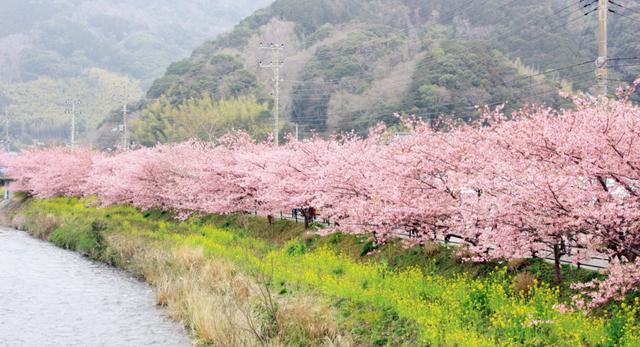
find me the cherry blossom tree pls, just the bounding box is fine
[7,147,95,198]
[4,87,640,307]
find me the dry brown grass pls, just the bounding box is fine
[105,233,352,346]
[422,241,440,257]
[12,212,59,239]
[452,247,475,264]
[277,296,348,346]
[512,272,537,296]
[508,258,527,271]
[9,212,27,230]
[302,232,316,243]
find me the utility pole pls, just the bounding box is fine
[596,0,608,96]
[295,123,299,141]
[112,92,130,150]
[65,99,81,148]
[259,42,284,146]
[122,103,129,150]
[3,106,9,152]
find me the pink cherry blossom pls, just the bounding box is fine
[4,91,640,308]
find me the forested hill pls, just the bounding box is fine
[0,0,272,147]
[131,0,640,145]
[0,0,273,84]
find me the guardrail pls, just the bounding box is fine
[275,210,610,271]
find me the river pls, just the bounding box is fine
[0,228,190,346]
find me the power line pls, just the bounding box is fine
[249,1,630,135]
[287,2,593,92]
[288,64,601,131]
[286,61,583,96]
[304,0,579,65]
[293,70,600,131]
[288,52,591,95]
[607,56,640,61]
[609,7,640,22]
[288,59,598,106]
[262,0,592,113]
[300,70,593,125]
[608,0,640,15]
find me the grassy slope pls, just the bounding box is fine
[5,196,640,346]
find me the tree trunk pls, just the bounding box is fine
[303,213,310,230]
[241,213,249,230]
[299,208,310,230]
[553,243,562,285]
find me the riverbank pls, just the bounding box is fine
[3,196,640,346]
[0,228,190,346]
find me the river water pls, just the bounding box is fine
[0,228,190,346]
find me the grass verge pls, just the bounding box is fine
[4,196,640,346]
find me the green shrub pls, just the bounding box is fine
[359,240,375,256]
[286,240,308,256]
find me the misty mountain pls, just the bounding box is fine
[0,0,272,146]
[0,0,273,84]
[130,0,640,145]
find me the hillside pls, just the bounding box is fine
[130,0,640,145]
[0,69,143,146]
[0,0,272,147]
[0,0,273,84]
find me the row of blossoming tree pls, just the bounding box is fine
[4,91,640,310]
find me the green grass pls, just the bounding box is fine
[8,197,640,346]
